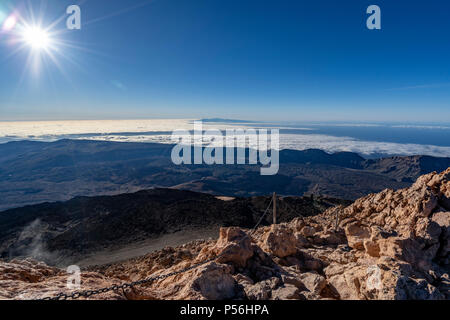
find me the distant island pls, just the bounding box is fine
[199,118,261,123]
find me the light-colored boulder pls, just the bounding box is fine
[345,223,370,250]
[299,272,327,294]
[259,224,298,258]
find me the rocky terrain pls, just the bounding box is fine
[1,168,449,300]
[0,188,348,265]
[1,139,450,210]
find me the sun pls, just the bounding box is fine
[22,26,52,51]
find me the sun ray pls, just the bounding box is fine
[2,0,158,98]
[0,1,86,100]
[81,0,156,27]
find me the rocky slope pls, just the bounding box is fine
[1,168,449,300]
[0,189,347,265]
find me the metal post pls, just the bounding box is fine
[335,207,339,231]
[273,192,277,225]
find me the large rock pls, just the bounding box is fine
[197,227,254,268]
[299,272,327,295]
[259,224,298,258]
[345,223,370,250]
[0,259,122,300]
[271,284,304,300]
[186,262,237,300]
[244,277,281,300]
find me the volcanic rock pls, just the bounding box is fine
[1,168,450,300]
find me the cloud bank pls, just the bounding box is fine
[1,119,450,158]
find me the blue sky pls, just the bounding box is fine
[0,0,449,122]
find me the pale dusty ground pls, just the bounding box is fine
[74,227,220,267]
[215,196,236,201]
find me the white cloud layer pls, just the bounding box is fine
[1,119,450,158]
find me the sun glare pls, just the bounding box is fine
[22,26,51,50]
[3,15,17,31]
[4,3,93,79]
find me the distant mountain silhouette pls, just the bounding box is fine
[200,118,259,123]
[0,139,449,210]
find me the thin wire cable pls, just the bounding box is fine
[40,197,275,300]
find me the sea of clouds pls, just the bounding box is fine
[1,119,450,158]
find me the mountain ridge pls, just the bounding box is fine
[0,188,349,265]
[1,139,450,210]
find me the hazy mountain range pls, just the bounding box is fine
[1,139,450,211]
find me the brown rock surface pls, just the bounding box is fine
[1,168,450,300]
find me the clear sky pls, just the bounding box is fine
[0,0,449,122]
